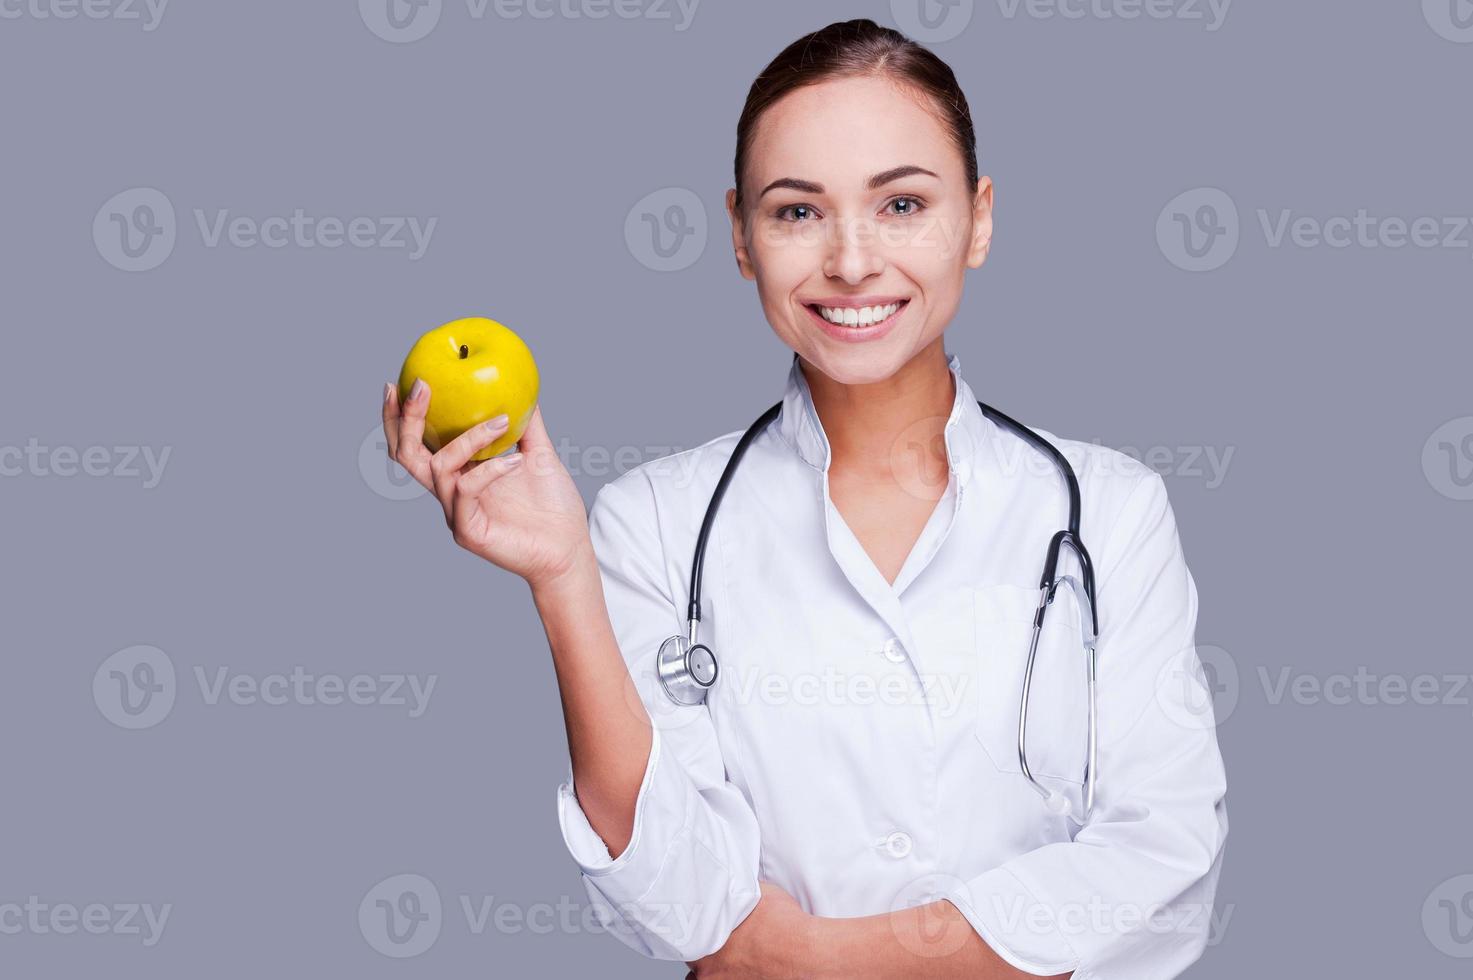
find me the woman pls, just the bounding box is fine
[380,19,1227,979]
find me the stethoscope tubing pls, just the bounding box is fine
[669,396,1101,820]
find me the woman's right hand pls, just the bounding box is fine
[382,378,594,589]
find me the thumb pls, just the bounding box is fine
[517,403,555,453]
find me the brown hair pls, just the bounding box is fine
[732,18,979,212]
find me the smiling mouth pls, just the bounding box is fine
[805,299,909,328]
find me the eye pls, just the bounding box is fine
[775,204,819,222]
[885,196,926,217]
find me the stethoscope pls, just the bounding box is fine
[655,399,1101,821]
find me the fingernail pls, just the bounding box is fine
[503,452,524,466]
[483,413,510,432]
[408,378,426,402]
[383,382,394,405]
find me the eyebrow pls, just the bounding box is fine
[757,165,940,200]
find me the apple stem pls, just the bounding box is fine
[459,344,468,359]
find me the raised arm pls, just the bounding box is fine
[382,381,763,960]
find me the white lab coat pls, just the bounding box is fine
[555,353,1228,978]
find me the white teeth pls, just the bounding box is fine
[816,302,901,326]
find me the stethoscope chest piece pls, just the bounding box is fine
[656,634,719,706]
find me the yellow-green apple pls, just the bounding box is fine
[397,316,539,461]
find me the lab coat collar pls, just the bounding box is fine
[775,350,988,490]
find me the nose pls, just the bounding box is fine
[821,214,886,283]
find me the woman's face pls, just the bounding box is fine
[726,74,993,386]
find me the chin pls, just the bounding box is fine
[800,343,909,387]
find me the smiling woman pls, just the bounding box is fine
[381,16,1226,980]
[727,43,988,388]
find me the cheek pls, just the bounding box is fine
[749,226,818,281]
[749,240,815,312]
[906,210,975,269]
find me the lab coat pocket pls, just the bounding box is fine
[971,583,1090,786]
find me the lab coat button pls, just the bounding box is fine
[881,637,906,663]
[883,831,913,858]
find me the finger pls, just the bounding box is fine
[381,382,401,458]
[455,449,525,504]
[394,377,434,487]
[433,415,511,515]
[516,403,554,454]
[451,452,524,538]
[432,413,510,480]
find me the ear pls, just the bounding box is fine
[726,188,756,280]
[965,176,994,269]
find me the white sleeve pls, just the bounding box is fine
[943,472,1230,978]
[554,469,762,962]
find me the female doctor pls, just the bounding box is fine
[380,18,1227,980]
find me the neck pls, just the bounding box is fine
[801,338,955,479]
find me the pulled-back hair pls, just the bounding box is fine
[732,18,979,211]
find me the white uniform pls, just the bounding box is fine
[555,353,1229,978]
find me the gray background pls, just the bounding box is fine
[3,0,1471,975]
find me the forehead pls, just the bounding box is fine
[748,75,957,188]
